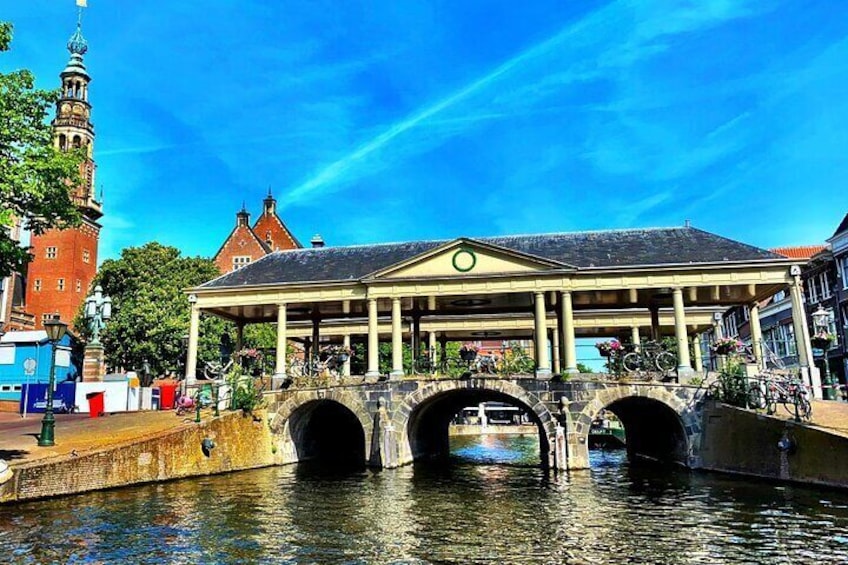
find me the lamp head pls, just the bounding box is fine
[44,316,68,343]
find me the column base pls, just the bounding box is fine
[535,368,552,378]
[365,371,381,379]
[389,370,405,380]
[564,367,579,374]
[676,366,695,377]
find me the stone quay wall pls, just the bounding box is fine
[0,410,274,505]
[696,403,848,489]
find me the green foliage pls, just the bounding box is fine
[0,22,84,278]
[77,242,225,378]
[576,363,594,374]
[500,342,536,375]
[715,355,748,407]
[226,363,264,413]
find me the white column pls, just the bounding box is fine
[551,327,561,374]
[748,302,764,369]
[366,298,380,377]
[391,298,404,377]
[534,291,550,376]
[562,291,577,373]
[185,305,200,386]
[672,288,693,374]
[342,334,351,377]
[428,331,437,374]
[789,276,821,398]
[693,334,703,372]
[630,326,640,351]
[275,304,287,376]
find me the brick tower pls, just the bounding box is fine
[26,22,102,330]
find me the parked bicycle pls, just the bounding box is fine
[748,372,812,421]
[621,341,677,374]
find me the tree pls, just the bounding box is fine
[0,22,83,278]
[76,242,225,382]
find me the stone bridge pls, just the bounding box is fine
[266,377,707,471]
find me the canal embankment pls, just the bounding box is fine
[449,424,537,436]
[697,401,848,489]
[0,410,274,504]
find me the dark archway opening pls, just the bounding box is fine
[288,400,366,470]
[408,390,549,468]
[601,397,688,465]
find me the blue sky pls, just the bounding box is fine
[2,0,847,262]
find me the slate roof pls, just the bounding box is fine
[831,212,848,239]
[200,227,787,289]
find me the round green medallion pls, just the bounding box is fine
[451,248,477,272]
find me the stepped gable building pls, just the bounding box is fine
[25,22,103,331]
[213,191,302,274]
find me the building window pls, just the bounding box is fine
[76,279,82,293]
[83,249,90,264]
[46,247,57,259]
[34,279,42,292]
[807,277,818,304]
[839,256,848,290]
[41,313,58,325]
[232,256,251,272]
[57,278,65,291]
[819,272,831,300]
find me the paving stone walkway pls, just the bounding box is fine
[0,410,200,467]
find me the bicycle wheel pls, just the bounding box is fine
[747,384,765,410]
[622,352,642,372]
[655,351,677,373]
[763,384,778,415]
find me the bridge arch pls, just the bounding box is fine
[270,389,373,467]
[393,379,562,468]
[575,385,702,466]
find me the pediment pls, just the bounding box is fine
[369,238,572,279]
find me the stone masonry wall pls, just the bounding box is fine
[0,410,274,504]
[696,403,848,489]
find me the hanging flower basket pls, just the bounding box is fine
[811,333,836,351]
[711,338,741,356]
[595,340,621,358]
[459,343,478,361]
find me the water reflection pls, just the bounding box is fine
[2,435,848,564]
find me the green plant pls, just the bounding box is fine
[227,363,265,414]
[715,357,747,407]
[500,342,536,375]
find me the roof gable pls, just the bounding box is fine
[212,224,271,272]
[368,238,572,280]
[253,212,302,250]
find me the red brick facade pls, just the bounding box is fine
[27,219,100,330]
[213,194,301,274]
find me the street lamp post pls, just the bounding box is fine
[812,306,835,401]
[38,316,68,447]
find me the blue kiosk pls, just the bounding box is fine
[0,330,79,413]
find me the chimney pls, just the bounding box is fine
[310,234,325,248]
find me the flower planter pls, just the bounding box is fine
[811,338,832,351]
[460,350,477,361]
[336,353,350,364]
[713,345,736,355]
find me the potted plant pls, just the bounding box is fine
[595,340,621,358]
[811,331,836,351]
[711,337,741,356]
[459,343,479,361]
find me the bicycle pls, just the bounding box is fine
[621,341,677,374]
[749,373,812,421]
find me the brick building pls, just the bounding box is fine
[25,22,103,330]
[213,191,301,274]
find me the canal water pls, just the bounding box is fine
[2,434,848,564]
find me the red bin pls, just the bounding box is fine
[158,383,178,410]
[86,391,105,418]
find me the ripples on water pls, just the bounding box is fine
[2,433,848,564]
